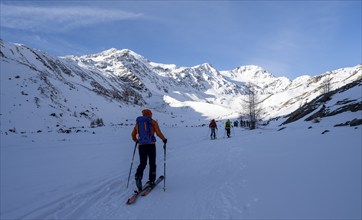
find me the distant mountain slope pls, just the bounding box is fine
[1,39,361,132]
[0,40,144,131]
[68,45,361,121]
[260,65,361,119]
[220,65,291,94]
[281,79,362,126]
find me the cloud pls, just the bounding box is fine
[0,3,143,32]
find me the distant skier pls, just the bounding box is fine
[131,109,167,191]
[225,119,233,138]
[233,120,239,127]
[209,119,218,139]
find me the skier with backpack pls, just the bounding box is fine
[131,109,167,191]
[209,119,218,139]
[224,119,233,138]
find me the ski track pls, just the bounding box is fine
[4,128,245,218]
[19,176,127,219]
[19,128,252,219]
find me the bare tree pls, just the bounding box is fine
[243,83,262,130]
[322,76,332,95]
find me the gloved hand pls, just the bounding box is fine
[163,139,167,144]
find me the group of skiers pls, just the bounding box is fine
[208,119,234,139]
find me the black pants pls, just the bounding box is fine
[210,128,216,139]
[135,144,156,182]
[226,128,231,137]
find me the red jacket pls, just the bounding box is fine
[209,120,217,128]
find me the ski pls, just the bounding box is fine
[126,182,151,205]
[126,176,164,205]
[141,175,164,196]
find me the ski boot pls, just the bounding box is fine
[135,176,142,192]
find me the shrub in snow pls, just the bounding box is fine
[91,118,105,128]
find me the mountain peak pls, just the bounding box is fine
[76,48,147,64]
[98,48,139,57]
[194,63,214,70]
[226,65,277,81]
[103,48,118,53]
[235,65,264,71]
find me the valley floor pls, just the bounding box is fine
[1,122,361,219]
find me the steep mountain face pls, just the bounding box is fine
[67,47,361,119]
[260,65,362,119]
[1,39,361,132]
[0,40,144,131]
[70,50,244,101]
[281,79,362,126]
[0,41,146,105]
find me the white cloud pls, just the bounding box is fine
[0,4,143,32]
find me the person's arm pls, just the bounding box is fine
[131,124,138,142]
[153,120,166,142]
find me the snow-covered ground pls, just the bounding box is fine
[1,114,361,219]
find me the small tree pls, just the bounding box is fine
[91,118,105,128]
[97,118,104,126]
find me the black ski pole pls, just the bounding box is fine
[163,142,166,192]
[126,141,138,188]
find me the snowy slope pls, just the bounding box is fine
[1,117,360,219]
[0,40,145,132]
[282,78,362,126]
[262,65,362,119]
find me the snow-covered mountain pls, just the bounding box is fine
[220,65,291,94]
[282,79,362,126]
[1,39,361,132]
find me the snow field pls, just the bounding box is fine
[1,121,361,219]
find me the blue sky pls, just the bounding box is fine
[1,0,361,79]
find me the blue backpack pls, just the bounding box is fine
[136,116,156,144]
